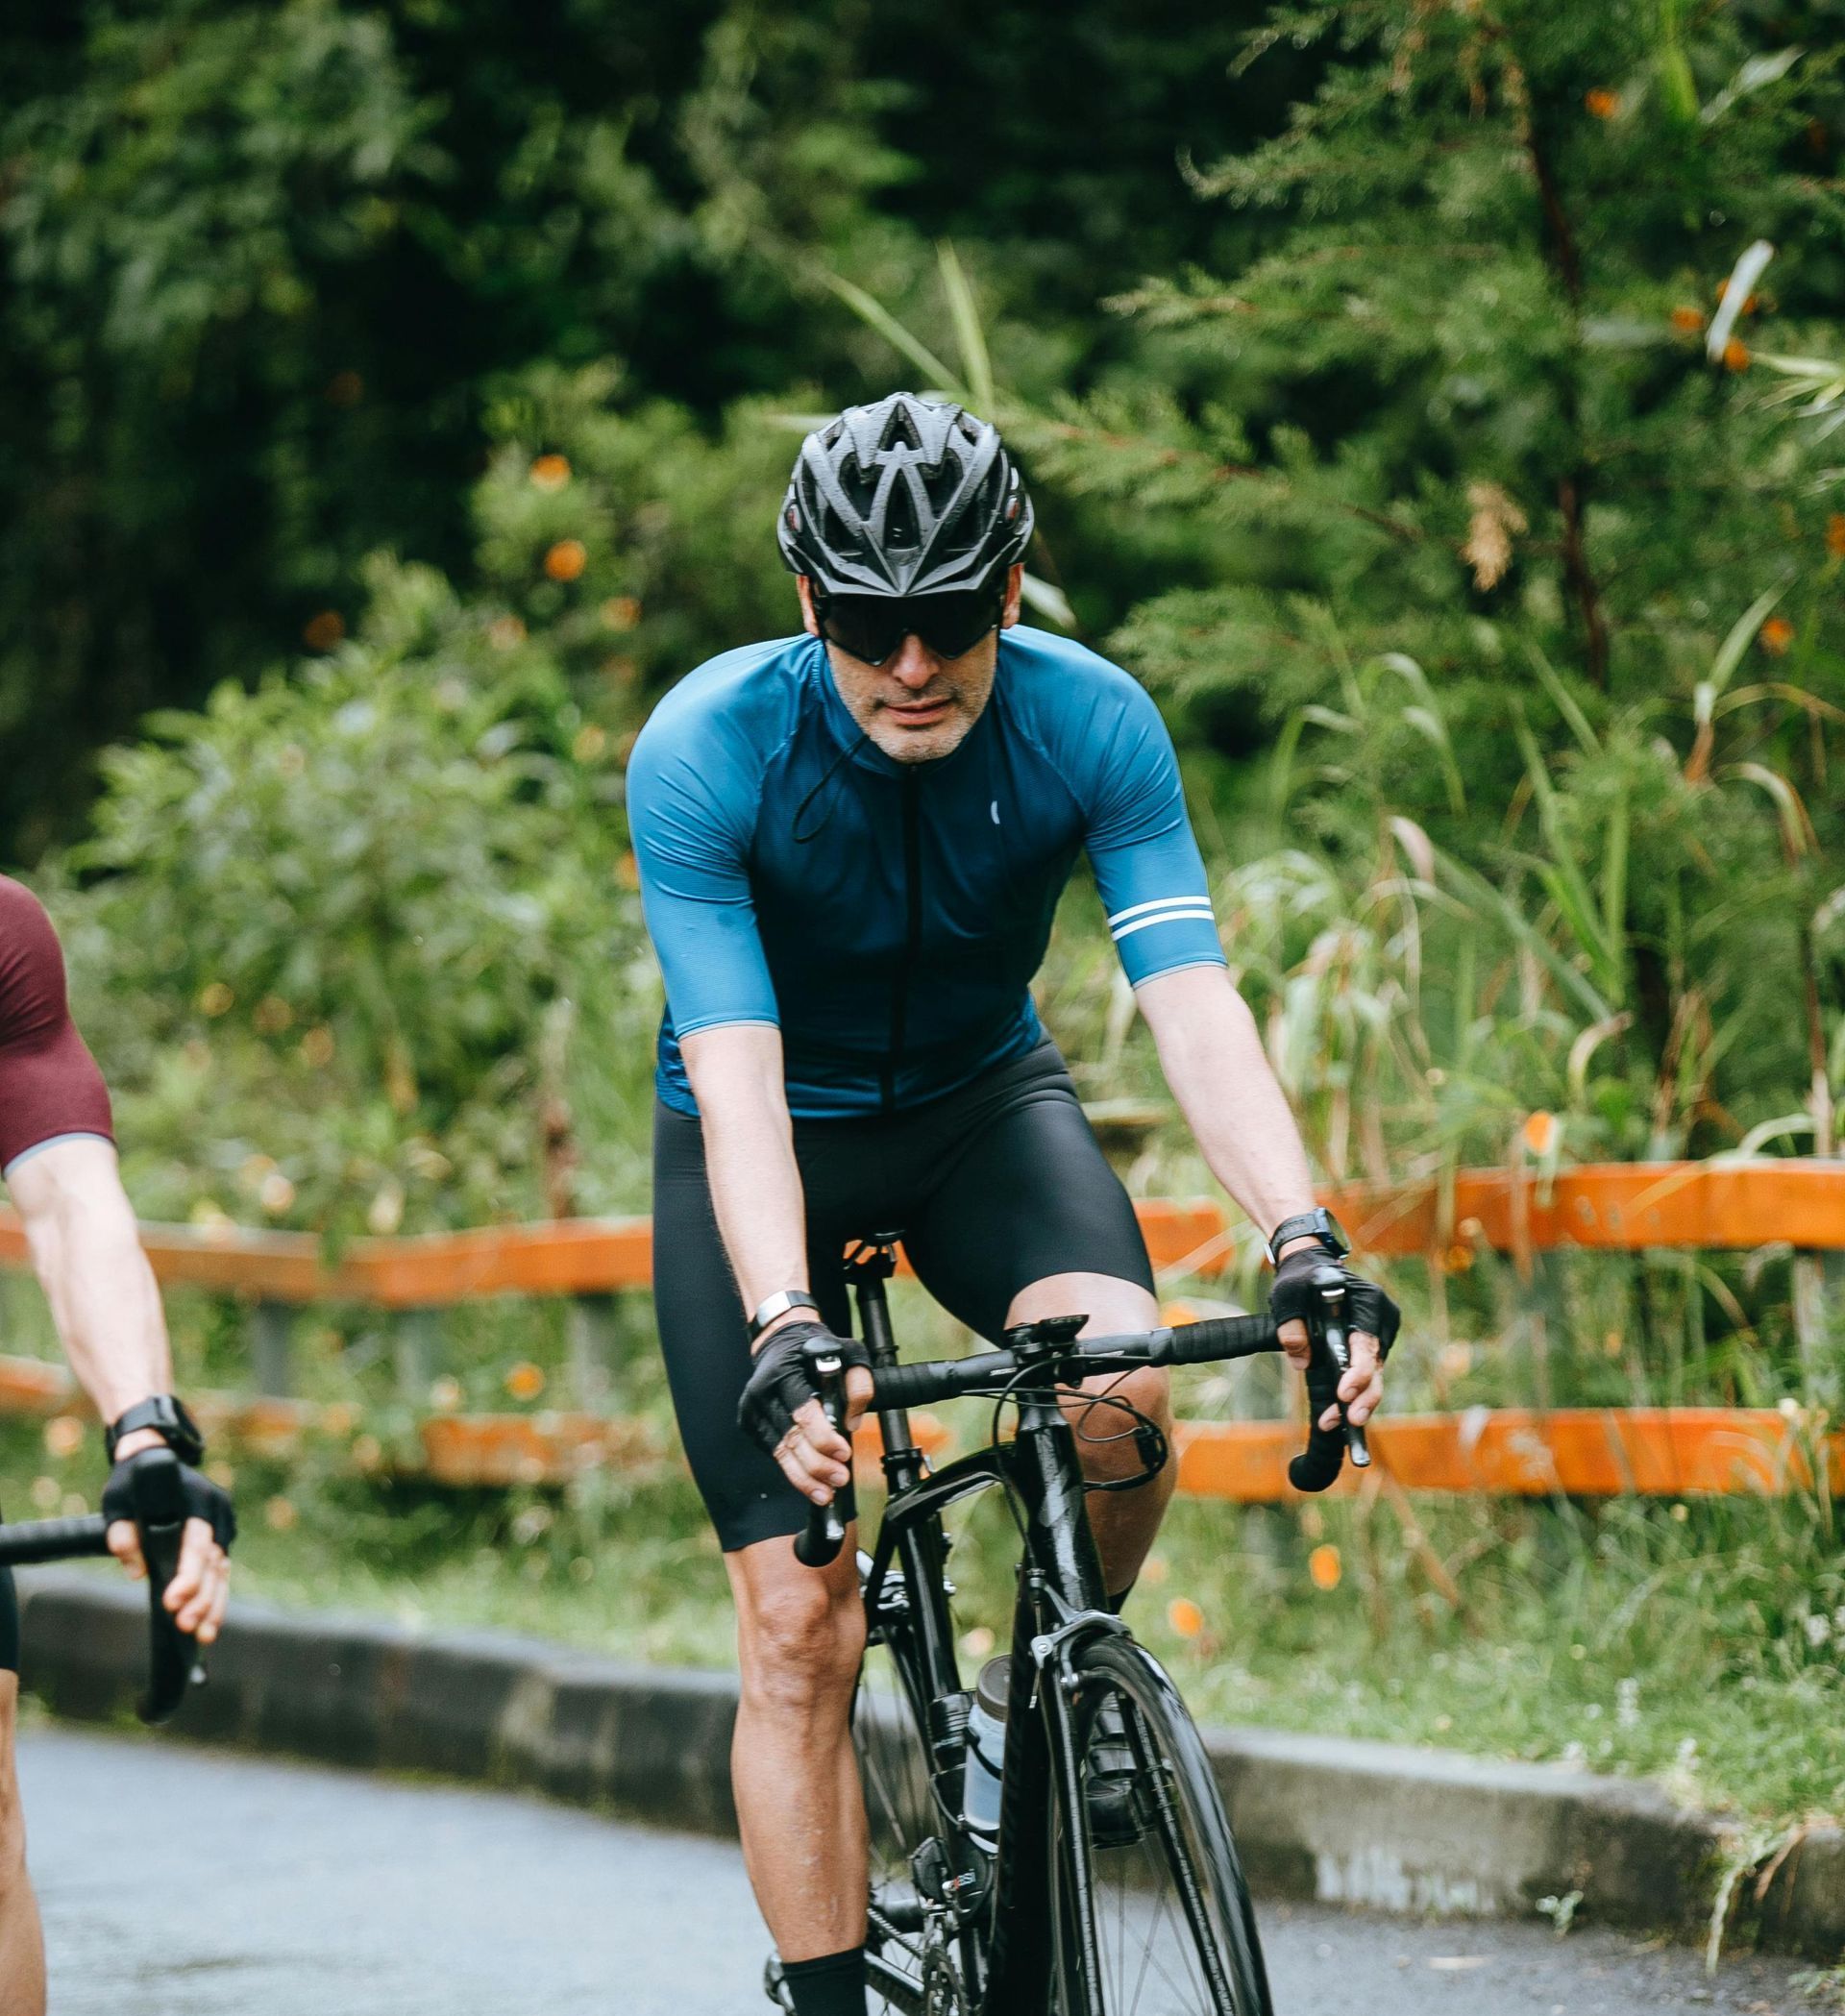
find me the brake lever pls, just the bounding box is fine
[794,1344,857,1569]
[126,1448,208,1724]
[1316,1266,1370,1472]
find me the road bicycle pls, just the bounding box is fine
[769,1237,1366,2016]
[0,1446,209,1725]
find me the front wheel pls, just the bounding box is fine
[1047,1634,1273,2016]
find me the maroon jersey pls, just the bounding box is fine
[0,876,113,1174]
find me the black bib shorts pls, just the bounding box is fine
[652,1039,1156,1554]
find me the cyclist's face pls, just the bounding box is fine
[799,565,1023,765]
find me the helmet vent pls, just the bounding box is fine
[884,479,920,551]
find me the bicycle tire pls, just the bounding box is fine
[851,1582,983,2014]
[1047,1635,1273,2016]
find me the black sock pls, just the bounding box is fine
[781,1945,866,2016]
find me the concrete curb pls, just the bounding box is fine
[18,1572,1842,1958]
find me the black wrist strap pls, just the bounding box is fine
[1265,1208,1350,1266]
[105,1395,206,1467]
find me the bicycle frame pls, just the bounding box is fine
[845,1241,1133,2015]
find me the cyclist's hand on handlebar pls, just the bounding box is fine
[739,1318,873,1507]
[1269,1249,1400,1429]
[101,1439,236,1645]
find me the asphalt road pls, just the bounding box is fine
[20,1727,1815,2016]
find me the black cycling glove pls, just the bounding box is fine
[101,1449,238,1551]
[1267,1247,1401,1361]
[739,1319,871,1459]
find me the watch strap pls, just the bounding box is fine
[105,1395,206,1467]
[1265,1209,1350,1266]
[747,1290,821,1344]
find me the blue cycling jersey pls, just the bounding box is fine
[627,625,1225,1119]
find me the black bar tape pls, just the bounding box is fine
[1161,1315,1280,1365]
[1287,1338,1349,1493]
[0,1514,111,1565]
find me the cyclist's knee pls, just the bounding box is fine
[734,1551,864,1714]
[1071,1364,1172,1479]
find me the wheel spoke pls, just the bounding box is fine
[1053,1648,1271,2016]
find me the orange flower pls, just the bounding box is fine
[1167,1597,1205,1638]
[1308,1543,1342,1591]
[303,610,345,652]
[544,538,587,582]
[601,595,641,630]
[43,1416,85,1462]
[1442,1242,1474,1275]
[1826,514,1845,559]
[1584,88,1619,119]
[504,1361,547,1401]
[1759,616,1795,655]
[529,454,571,491]
[1521,1110,1558,1157]
[1721,337,1751,373]
[1668,307,1703,334]
[1714,281,1760,311]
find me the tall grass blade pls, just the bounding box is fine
[936,242,996,413]
[820,273,960,393]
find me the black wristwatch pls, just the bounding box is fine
[105,1395,206,1468]
[1264,1208,1349,1266]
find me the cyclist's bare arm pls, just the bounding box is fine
[1134,964,1385,1425]
[7,1139,229,1637]
[679,1023,871,1498]
[9,1139,170,1423]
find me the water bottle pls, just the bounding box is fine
[961,1656,1010,1841]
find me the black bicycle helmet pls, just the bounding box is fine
[778,392,1034,597]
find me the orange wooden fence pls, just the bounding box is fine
[1,1163,1839,1498]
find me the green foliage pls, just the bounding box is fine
[58,558,653,1232]
[0,0,1272,856]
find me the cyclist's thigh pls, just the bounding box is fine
[900,1047,1154,1342]
[651,1102,859,1553]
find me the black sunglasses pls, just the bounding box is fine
[814,587,1005,667]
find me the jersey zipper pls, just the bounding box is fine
[881,771,923,1112]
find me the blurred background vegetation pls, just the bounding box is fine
[5,0,1845,1828]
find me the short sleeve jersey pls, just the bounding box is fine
[627,626,1224,1119]
[0,877,113,1175]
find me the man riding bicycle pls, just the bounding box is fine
[627,393,1399,2016]
[0,875,234,2012]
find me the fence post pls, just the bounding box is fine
[251,1299,293,1397]
[1793,1251,1842,1408]
[567,1292,623,1409]
[394,1308,445,1400]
